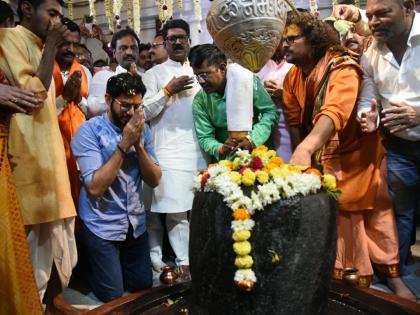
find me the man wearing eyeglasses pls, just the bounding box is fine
[87,29,142,117]
[190,44,278,161]
[282,11,414,300]
[71,72,161,302]
[141,19,208,281]
[149,32,168,66]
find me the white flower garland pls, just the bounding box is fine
[104,0,114,32]
[194,146,337,292]
[193,0,202,33]
[309,0,318,15]
[126,0,134,29]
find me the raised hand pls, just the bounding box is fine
[289,145,311,167]
[0,83,43,114]
[62,71,82,103]
[165,75,194,95]
[128,62,138,76]
[332,4,360,22]
[382,100,420,134]
[120,108,144,151]
[45,21,70,50]
[360,99,379,133]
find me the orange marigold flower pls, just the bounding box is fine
[269,156,284,166]
[232,208,251,220]
[266,162,278,172]
[305,168,322,176]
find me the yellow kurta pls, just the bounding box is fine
[0,26,76,225]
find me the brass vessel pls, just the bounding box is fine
[343,267,359,286]
[160,266,179,285]
[206,0,289,72]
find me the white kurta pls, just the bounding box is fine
[142,58,208,213]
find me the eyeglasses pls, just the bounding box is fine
[165,35,189,44]
[282,34,304,45]
[151,43,164,49]
[113,98,143,111]
[194,69,218,81]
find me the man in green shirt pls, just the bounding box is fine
[190,44,278,161]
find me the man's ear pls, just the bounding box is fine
[219,63,227,74]
[403,0,415,13]
[105,93,112,106]
[20,0,34,21]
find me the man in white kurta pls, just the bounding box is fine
[142,19,207,277]
[87,29,142,117]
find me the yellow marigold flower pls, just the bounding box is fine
[270,165,292,179]
[232,230,251,241]
[235,255,254,269]
[267,150,277,158]
[242,169,256,186]
[269,156,284,166]
[288,164,306,173]
[233,208,251,220]
[230,171,242,185]
[323,174,337,190]
[255,170,269,184]
[233,241,252,256]
[232,157,241,170]
[253,145,268,152]
[219,160,233,170]
[266,162,278,172]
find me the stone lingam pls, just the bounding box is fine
[189,192,337,315]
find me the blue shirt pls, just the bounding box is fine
[71,113,158,241]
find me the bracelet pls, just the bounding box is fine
[162,87,172,97]
[117,144,127,157]
[245,135,255,148]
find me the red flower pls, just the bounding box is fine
[201,172,209,189]
[250,156,263,170]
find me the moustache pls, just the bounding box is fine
[63,52,75,58]
[124,56,136,61]
[173,45,184,51]
[371,27,387,34]
[345,39,359,46]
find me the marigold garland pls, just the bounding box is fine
[67,0,73,20]
[354,0,360,7]
[193,0,202,32]
[104,0,114,32]
[126,0,133,29]
[88,0,97,23]
[133,0,141,35]
[177,0,183,17]
[193,146,339,292]
[309,0,318,15]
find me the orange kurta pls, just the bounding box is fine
[283,48,399,281]
[283,49,385,211]
[0,73,43,314]
[54,60,88,209]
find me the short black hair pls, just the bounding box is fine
[337,0,355,4]
[61,17,80,33]
[138,43,151,53]
[189,44,227,69]
[0,0,14,25]
[154,31,164,39]
[17,0,64,20]
[162,19,190,38]
[106,73,146,98]
[75,43,92,56]
[93,59,108,67]
[111,29,141,50]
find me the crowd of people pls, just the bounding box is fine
[0,0,419,313]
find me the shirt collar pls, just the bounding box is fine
[16,25,43,49]
[166,58,190,67]
[103,112,122,133]
[408,12,420,46]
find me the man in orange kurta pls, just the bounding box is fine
[282,12,414,300]
[53,18,91,209]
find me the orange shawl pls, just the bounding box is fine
[53,60,88,209]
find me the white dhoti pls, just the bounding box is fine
[26,217,77,300]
